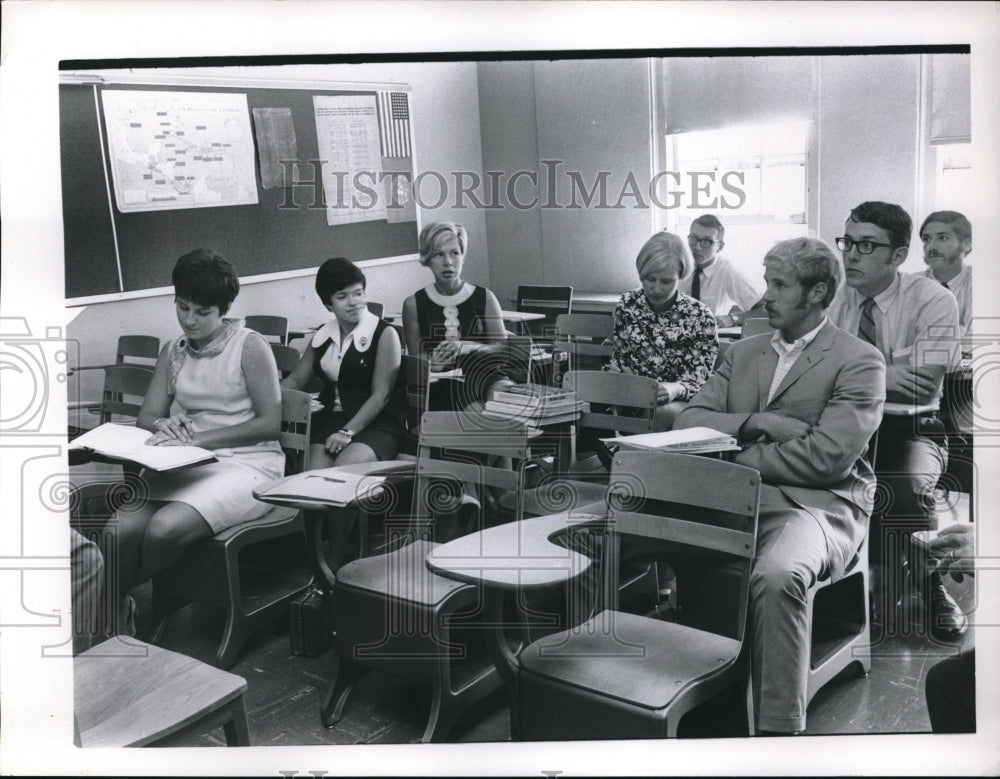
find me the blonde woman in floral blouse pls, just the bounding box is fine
[609,231,719,430]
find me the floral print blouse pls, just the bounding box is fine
[608,288,718,398]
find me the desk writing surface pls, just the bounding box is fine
[425,510,605,590]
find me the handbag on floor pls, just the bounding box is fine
[289,585,335,656]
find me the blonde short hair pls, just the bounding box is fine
[418,221,468,266]
[635,231,692,280]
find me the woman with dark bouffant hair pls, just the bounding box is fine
[112,249,284,634]
[282,256,406,469]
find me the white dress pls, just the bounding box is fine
[145,326,284,532]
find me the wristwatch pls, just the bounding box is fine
[340,428,355,438]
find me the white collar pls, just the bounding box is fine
[770,316,827,353]
[424,282,474,307]
[312,308,380,354]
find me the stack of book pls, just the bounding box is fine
[483,384,585,425]
[601,426,739,455]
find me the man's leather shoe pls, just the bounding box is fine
[926,572,968,641]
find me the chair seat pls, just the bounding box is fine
[336,539,473,607]
[75,639,249,747]
[211,504,299,543]
[519,609,741,710]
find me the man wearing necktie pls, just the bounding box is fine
[679,214,762,324]
[827,201,964,643]
[676,237,885,734]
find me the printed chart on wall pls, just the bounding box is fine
[313,94,387,225]
[101,90,258,212]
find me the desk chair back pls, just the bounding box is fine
[98,364,155,425]
[366,301,384,318]
[244,315,289,344]
[149,388,314,669]
[515,451,761,740]
[270,343,302,379]
[117,334,161,366]
[553,313,614,380]
[563,369,659,440]
[740,315,774,339]
[516,285,573,340]
[410,411,530,539]
[326,410,532,742]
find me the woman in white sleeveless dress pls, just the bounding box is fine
[112,249,284,632]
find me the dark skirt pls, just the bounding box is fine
[311,408,403,461]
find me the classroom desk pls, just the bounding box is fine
[381,310,546,327]
[254,460,417,585]
[425,510,606,689]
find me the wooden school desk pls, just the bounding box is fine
[424,509,606,736]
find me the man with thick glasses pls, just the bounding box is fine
[827,201,964,642]
[678,214,761,323]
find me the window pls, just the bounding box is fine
[933,142,973,214]
[663,119,811,284]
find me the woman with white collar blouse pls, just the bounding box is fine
[401,220,514,410]
[282,257,407,468]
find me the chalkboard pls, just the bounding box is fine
[60,81,417,303]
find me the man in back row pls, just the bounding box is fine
[920,210,972,337]
[827,201,965,641]
[680,214,762,324]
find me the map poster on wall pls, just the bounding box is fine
[101,90,259,212]
[313,94,388,226]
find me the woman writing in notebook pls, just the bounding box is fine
[112,249,284,633]
[609,231,719,431]
[282,256,406,469]
[401,220,516,410]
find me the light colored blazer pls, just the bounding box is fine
[675,319,886,578]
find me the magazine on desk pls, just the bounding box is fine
[602,426,740,454]
[258,459,415,507]
[69,422,217,471]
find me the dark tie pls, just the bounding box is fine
[691,268,703,301]
[857,297,877,347]
[942,281,950,290]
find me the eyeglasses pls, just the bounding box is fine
[835,237,895,255]
[687,236,717,250]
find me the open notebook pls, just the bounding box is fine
[257,459,416,507]
[69,423,217,471]
[602,426,739,455]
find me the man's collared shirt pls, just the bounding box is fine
[678,256,762,316]
[766,316,827,405]
[827,271,960,402]
[922,263,971,338]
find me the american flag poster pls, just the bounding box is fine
[378,91,415,224]
[378,91,412,158]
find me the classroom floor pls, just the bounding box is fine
[117,492,975,747]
